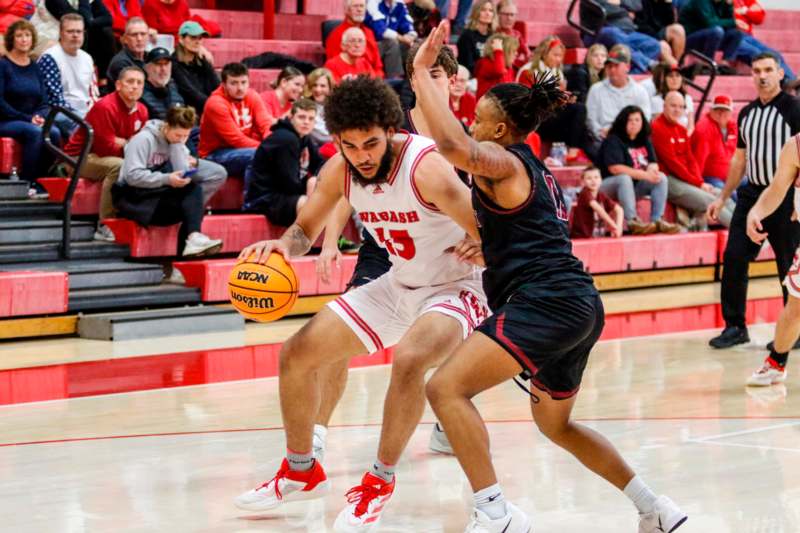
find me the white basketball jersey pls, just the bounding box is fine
[345,134,480,287]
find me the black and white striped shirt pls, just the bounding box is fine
[737,91,800,187]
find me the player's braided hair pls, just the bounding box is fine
[324,76,404,135]
[486,72,569,135]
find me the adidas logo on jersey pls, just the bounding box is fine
[373,185,385,194]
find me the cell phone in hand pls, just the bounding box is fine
[183,168,199,178]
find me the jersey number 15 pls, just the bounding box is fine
[375,228,417,260]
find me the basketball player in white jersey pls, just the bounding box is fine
[312,43,465,459]
[234,75,488,532]
[746,133,800,386]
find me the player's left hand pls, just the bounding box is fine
[412,21,447,73]
[746,211,768,244]
[449,236,485,266]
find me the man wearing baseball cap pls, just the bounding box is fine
[586,44,652,142]
[141,47,184,120]
[691,94,738,195]
[172,20,220,115]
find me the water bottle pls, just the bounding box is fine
[8,166,19,181]
[549,142,567,167]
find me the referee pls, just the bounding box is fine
[707,52,800,349]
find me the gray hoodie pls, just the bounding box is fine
[119,119,190,188]
[586,77,652,139]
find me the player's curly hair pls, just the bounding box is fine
[324,76,404,135]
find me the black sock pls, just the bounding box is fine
[769,349,789,368]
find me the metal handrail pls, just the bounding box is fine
[567,0,606,38]
[42,106,94,260]
[679,49,717,120]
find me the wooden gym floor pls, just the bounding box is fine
[0,320,798,532]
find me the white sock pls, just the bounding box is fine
[624,476,657,514]
[474,483,507,520]
[313,425,327,455]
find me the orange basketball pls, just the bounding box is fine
[228,253,299,322]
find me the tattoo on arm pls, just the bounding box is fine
[283,223,312,256]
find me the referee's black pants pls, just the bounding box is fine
[721,184,800,328]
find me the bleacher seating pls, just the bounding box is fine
[0,138,22,175]
[38,178,102,216]
[0,271,68,317]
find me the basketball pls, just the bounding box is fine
[228,253,299,322]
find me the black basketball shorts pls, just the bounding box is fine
[346,230,392,290]
[476,289,604,400]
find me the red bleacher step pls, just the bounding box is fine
[0,271,68,317]
[173,254,358,301]
[37,177,102,215]
[104,215,283,257]
[207,176,244,211]
[0,137,22,174]
[192,10,326,41]
[203,39,325,67]
[572,232,718,274]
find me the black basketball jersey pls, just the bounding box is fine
[473,143,596,311]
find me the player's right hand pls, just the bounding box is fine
[316,246,342,284]
[706,198,724,222]
[746,211,768,244]
[237,239,290,264]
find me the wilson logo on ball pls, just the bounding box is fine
[230,292,275,309]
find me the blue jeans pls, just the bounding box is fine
[0,120,61,182]
[735,34,796,81]
[206,147,256,178]
[435,0,472,30]
[686,26,743,62]
[592,26,661,74]
[599,173,668,221]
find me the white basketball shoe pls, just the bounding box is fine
[333,471,395,532]
[638,495,688,533]
[464,501,533,533]
[428,422,454,455]
[234,458,330,512]
[747,358,787,387]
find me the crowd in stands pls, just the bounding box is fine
[0,0,798,251]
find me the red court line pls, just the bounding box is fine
[2,416,798,448]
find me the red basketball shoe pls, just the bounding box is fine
[234,458,330,511]
[333,472,395,532]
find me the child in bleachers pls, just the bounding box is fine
[570,166,624,239]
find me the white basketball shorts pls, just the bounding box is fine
[327,272,489,353]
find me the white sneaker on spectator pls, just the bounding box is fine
[746,358,787,387]
[182,232,222,257]
[167,268,185,285]
[94,223,116,242]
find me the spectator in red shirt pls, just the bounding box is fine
[102,0,143,39]
[495,0,529,72]
[261,66,305,121]
[652,90,735,228]
[473,32,516,100]
[324,27,380,83]
[691,94,738,194]
[198,62,273,177]
[325,0,385,78]
[142,0,190,36]
[571,166,624,239]
[64,66,148,238]
[448,64,475,127]
[733,0,795,81]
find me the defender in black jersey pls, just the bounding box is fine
[412,23,687,533]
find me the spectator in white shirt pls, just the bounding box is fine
[38,13,98,136]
